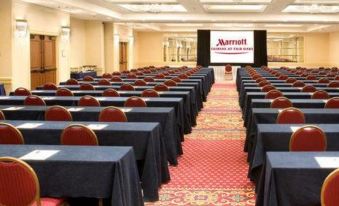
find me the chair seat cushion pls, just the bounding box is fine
[32,197,65,206]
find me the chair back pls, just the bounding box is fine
[154,84,169,91]
[258,81,271,87]
[42,83,58,90]
[56,88,73,96]
[111,76,123,82]
[45,106,72,121]
[325,97,339,108]
[134,79,147,86]
[256,77,266,83]
[24,95,46,106]
[79,83,95,91]
[271,97,293,108]
[66,78,79,85]
[155,74,165,79]
[178,74,188,79]
[14,87,31,96]
[98,79,111,86]
[102,88,120,97]
[292,81,306,87]
[61,124,98,145]
[127,73,137,79]
[0,157,40,206]
[321,168,339,206]
[301,85,317,92]
[164,80,177,87]
[0,111,4,120]
[286,78,297,83]
[112,72,121,76]
[319,78,330,83]
[78,95,100,107]
[225,65,232,73]
[276,107,305,124]
[171,77,181,83]
[99,107,127,122]
[265,90,283,99]
[290,125,327,151]
[124,96,147,107]
[102,73,113,79]
[141,89,159,97]
[312,90,329,99]
[120,83,135,91]
[0,123,24,144]
[83,76,94,81]
[261,85,276,92]
[143,77,155,82]
[306,75,317,80]
[328,81,339,88]
[278,75,288,80]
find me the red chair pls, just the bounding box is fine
[286,78,297,83]
[0,157,65,206]
[164,80,177,87]
[112,71,121,76]
[127,73,137,79]
[102,88,120,97]
[292,81,306,87]
[141,89,159,97]
[14,87,31,96]
[56,88,73,96]
[261,85,276,92]
[154,84,169,91]
[143,77,155,82]
[265,90,283,99]
[83,76,94,81]
[102,73,113,79]
[301,85,317,92]
[256,77,266,83]
[45,106,72,121]
[155,74,165,79]
[312,90,330,99]
[178,74,188,79]
[258,81,271,87]
[0,110,4,120]
[65,78,79,85]
[111,76,123,82]
[290,125,327,151]
[252,74,262,80]
[120,84,135,91]
[325,97,339,108]
[124,96,147,107]
[98,79,111,86]
[225,64,232,74]
[321,168,339,206]
[319,78,330,83]
[335,76,339,81]
[61,124,98,146]
[278,75,288,80]
[271,97,293,108]
[134,79,147,86]
[171,77,181,83]
[306,75,317,80]
[43,83,58,90]
[98,106,127,122]
[276,107,305,124]
[78,95,100,107]
[0,123,24,144]
[328,81,339,88]
[24,95,46,106]
[79,83,95,91]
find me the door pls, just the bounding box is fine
[119,42,128,71]
[30,35,56,89]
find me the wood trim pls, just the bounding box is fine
[0,77,12,85]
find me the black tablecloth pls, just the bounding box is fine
[256,152,339,206]
[0,105,181,165]
[249,124,339,182]
[0,145,143,206]
[0,120,168,201]
[71,71,97,79]
[0,83,5,96]
[0,95,188,135]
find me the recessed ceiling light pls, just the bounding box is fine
[119,4,187,13]
[283,4,339,13]
[204,4,267,12]
[200,0,271,3]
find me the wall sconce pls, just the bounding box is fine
[15,19,28,38]
[61,26,71,41]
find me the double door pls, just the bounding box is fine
[30,34,56,89]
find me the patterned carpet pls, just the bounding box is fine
[146,80,255,205]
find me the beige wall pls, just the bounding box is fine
[70,18,86,68]
[329,31,339,67]
[104,22,114,72]
[85,21,104,72]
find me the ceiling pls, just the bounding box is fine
[20,0,339,32]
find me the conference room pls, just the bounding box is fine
[1,0,339,205]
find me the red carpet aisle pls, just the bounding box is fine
[147,80,255,205]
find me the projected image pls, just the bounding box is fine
[210,31,254,64]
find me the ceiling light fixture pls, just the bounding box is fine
[119,3,187,13]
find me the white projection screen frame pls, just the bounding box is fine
[210,30,255,64]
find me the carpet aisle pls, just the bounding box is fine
[147,80,255,205]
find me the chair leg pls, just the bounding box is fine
[99,199,103,206]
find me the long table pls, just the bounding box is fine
[249,124,339,183]
[0,96,188,135]
[0,120,168,201]
[0,105,181,166]
[257,152,339,206]
[0,145,143,206]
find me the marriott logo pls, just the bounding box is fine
[216,38,247,46]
